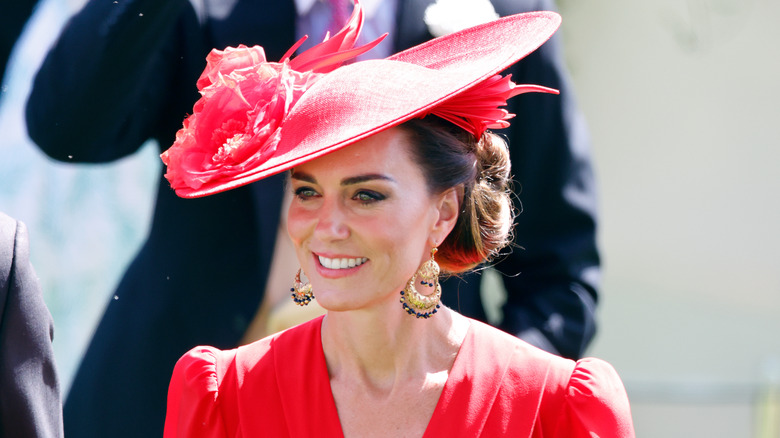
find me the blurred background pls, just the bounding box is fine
[1,0,778,436]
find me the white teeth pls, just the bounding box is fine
[318,255,368,270]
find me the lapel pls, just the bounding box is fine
[395,0,524,52]
[274,317,345,437]
[0,214,16,322]
[421,320,511,437]
[423,320,550,437]
[394,0,437,51]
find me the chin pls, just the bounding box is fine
[309,287,360,312]
[311,283,396,314]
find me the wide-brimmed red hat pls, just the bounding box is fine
[161,1,561,198]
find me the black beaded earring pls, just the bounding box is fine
[291,269,314,306]
[400,248,442,318]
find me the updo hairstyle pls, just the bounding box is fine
[401,117,514,274]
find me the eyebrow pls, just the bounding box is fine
[290,171,395,186]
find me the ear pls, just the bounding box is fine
[428,186,461,247]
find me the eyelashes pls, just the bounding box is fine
[353,190,386,204]
[293,187,387,205]
[294,186,318,200]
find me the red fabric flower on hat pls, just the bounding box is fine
[162,0,384,192]
[196,45,268,90]
[162,60,322,190]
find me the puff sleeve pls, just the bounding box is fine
[164,347,229,438]
[556,358,635,437]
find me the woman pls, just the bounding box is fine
[162,3,634,437]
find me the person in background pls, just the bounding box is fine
[0,212,63,438]
[25,0,599,436]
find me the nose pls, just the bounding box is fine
[313,197,350,241]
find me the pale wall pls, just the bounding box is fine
[560,1,780,436]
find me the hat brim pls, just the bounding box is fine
[179,11,561,197]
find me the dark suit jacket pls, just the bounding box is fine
[0,212,63,438]
[26,0,598,436]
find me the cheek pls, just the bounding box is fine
[365,209,431,264]
[286,205,314,246]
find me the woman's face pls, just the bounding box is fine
[287,127,457,313]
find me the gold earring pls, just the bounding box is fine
[291,269,314,306]
[400,248,442,318]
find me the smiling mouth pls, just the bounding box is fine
[318,255,369,270]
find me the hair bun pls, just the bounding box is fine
[474,133,511,190]
[469,133,513,261]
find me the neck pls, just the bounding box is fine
[321,301,467,394]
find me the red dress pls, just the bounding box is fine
[164,316,634,437]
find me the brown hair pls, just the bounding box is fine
[401,117,513,274]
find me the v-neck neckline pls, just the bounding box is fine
[274,316,517,437]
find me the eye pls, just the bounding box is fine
[353,190,386,204]
[294,186,319,201]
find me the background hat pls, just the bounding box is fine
[162,5,561,198]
